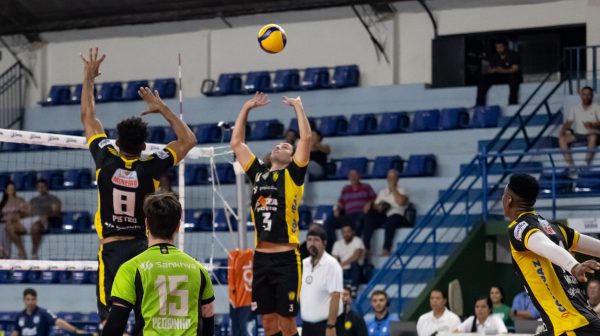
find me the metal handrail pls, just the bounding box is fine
[0,62,28,129]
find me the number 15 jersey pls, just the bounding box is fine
[88,134,176,239]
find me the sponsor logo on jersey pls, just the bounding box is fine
[345,321,352,330]
[288,291,296,301]
[514,221,528,241]
[272,172,279,182]
[111,169,139,188]
[99,139,111,148]
[540,219,556,235]
[155,150,169,159]
[140,261,154,271]
[255,196,278,212]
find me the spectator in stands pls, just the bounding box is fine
[0,183,10,259]
[324,169,376,252]
[511,290,541,320]
[490,285,513,328]
[308,129,331,180]
[12,288,85,336]
[332,223,365,289]
[454,295,508,333]
[284,129,299,145]
[1,181,30,259]
[476,40,521,106]
[342,286,368,336]
[19,179,62,259]
[559,86,600,171]
[416,289,460,336]
[362,169,410,256]
[365,290,399,336]
[587,280,600,315]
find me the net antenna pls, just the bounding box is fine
[177,53,186,251]
[351,3,394,64]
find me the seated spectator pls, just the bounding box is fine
[559,86,600,171]
[308,129,330,180]
[324,169,376,252]
[332,223,365,289]
[511,290,540,320]
[587,280,600,316]
[476,40,521,106]
[455,296,508,333]
[1,181,30,259]
[416,289,460,336]
[362,169,410,256]
[490,285,513,328]
[342,286,369,336]
[18,179,62,259]
[366,290,399,336]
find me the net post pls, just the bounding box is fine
[233,161,247,250]
[177,52,185,252]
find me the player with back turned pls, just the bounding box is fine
[79,47,197,326]
[230,92,312,336]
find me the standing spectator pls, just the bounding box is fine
[2,181,30,259]
[511,290,540,320]
[308,129,331,180]
[559,86,600,171]
[324,169,376,251]
[300,226,344,336]
[332,223,365,289]
[362,169,410,256]
[19,179,61,260]
[12,288,84,336]
[476,40,521,106]
[342,286,368,336]
[587,280,600,316]
[416,289,461,336]
[0,183,12,259]
[366,290,399,336]
[490,285,512,328]
[455,296,507,333]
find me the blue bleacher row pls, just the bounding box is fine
[203,65,360,96]
[41,78,177,106]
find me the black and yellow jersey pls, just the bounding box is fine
[508,211,598,336]
[88,134,176,239]
[244,155,307,245]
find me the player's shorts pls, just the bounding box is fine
[96,237,147,321]
[21,216,42,233]
[252,249,301,317]
[567,319,600,336]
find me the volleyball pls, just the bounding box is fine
[257,24,287,54]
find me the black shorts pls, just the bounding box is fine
[252,249,301,317]
[96,238,147,321]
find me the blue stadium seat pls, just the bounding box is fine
[74,212,93,233]
[58,270,91,284]
[243,71,271,94]
[298,205,312,230]
[376,112,410,134]
[64,169,92,189]
[301,67,330,90]
[216,163,235,184]
[344,113,378,136]
[196,209,213,232]
[40,170,64,190]
[471,105,501,128]
[7,270,29,283]
[148,126,166,143]
[314,205,334,224]
[41,85,71,106]
[248,119,284,140]
[122,80,149,101]
[153,78,177,98]
[538,172,573,194]
[163,127,177,143]
[205,73,243,96]
[208,259,229,285]
[318,115,348,137]
[11,171,37,191]
[335,157,369,179]
[96,82,123,102]
[270,69,300,92]
[368,156,404,178]
[193,124,221,144]
[60,212,77,233]
[288,118,317,134]
[70,84,83,104]
[214,209,237,231]
[411,109,440,132]
[1,142,28,152]
[183,209,204,231]
[28,270,59,284]
[331,64,359,88]
[440,107,469,130]
[575,170,600,192]
[185,164,209,185]
[401,155,437,177]
[0,173,11,190]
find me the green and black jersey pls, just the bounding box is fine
[111,244,215,336]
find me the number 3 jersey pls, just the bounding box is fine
[244,155,307,245]
[88,134,176,239]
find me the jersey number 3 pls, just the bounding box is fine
[154,275,189,317]
[113,189,135,217]
[261,212,272,231]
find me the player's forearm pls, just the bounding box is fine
[80,75,97,123]
[574,234,600,257]
[295,103,312,142]
[231,107,250,147]
[56,319,79,333]
[528,232,579,272]
[103,305,130,335]
[160,105,197,148]
[328,292,341,325]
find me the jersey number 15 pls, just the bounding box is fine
[154,275,189,317]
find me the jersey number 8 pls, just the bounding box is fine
[154,275,189,317]
[113,189,136,217]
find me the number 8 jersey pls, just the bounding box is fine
[244,155,307,245]
[88,134,176,239]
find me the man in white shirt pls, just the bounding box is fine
[416,290,460,336]
[559,86,600,170]
[332,223,364,289]
[362,169,410,256]
[301,226,344,336]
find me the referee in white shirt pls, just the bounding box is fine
[416,289,461,336]
[301,226,344,336]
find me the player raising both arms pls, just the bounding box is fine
[79,47,197,326]
[503,174,600,335]
[230,92,311,336]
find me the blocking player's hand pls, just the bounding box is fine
[139,87,167,116]
[571,259,600,282]
[80,47,106,79]
[282,95,303,109]
[243,92,270,110]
